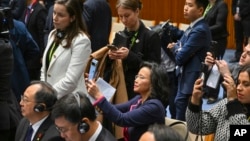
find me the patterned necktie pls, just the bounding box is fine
[25,125,33,141]
[184,26,192,36]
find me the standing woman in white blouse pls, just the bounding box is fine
[41,0,91,99]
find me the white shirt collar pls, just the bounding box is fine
[190,17,204,28]
[31,115,49,140]
[88,121,102,141]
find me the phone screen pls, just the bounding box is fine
[88,59,99,80]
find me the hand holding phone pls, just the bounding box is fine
[107,44,119,51]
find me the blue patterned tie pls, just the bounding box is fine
[25,125,33,141]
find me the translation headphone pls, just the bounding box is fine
[56,29,66,40]
[74,93,90,134]
[34,103,53,112]
[34,103,46,112]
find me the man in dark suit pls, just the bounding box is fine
[15,81,63,141]
[10,19,40,102]
[83,0,112,52]
[51,93,116,141]
[20,0,47,80]
[167,0,211,121]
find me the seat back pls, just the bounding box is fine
[141,19,156,28]
[178,23,190,31]
[165,117,191,141]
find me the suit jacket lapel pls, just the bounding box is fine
[32,115,53,141]
[20,120,31,141]
[26,2,38,26]
[47,39,67,69]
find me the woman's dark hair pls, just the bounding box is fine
[31,81,57,111]
[237,65,250,85]
[51,93,96,124]
[116,0,142,11]
[147,123,184,141]
[54,0,88,48]
[139,61,169,108]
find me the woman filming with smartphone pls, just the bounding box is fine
[107,0,161,100]
[186,64,250,140]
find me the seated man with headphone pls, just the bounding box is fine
[15,81,64,141]
[51,93,116,141]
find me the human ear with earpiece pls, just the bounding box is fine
[34,103,47,112]
[73,93,90,134]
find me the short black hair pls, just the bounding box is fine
[31,81,57,111]
[195,0,209,10]
[147,123,185,141]
[51,93,96,124]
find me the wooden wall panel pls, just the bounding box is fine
[109,0,235,49]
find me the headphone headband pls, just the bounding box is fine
[74,93,81,108]
[73,93,90,134]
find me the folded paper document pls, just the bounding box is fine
[88,77,116,103]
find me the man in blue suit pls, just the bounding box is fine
[168,0,211,121]
[10,19,40,102]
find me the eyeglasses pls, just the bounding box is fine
[135,75,146,80]
[56,124,76,133]
[20,95,36,103]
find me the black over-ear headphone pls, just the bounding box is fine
[34,103,46,112]
[56,29,66,40]
[74,93,90,134]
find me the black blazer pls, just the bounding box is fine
[15,115,64,141]
[20,1,47,54]
[204,0,228,40]
[83,0,112,52]
[108,21,161,99]
[238,0,250,21]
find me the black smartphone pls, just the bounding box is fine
[199,62,208,89]
[107,44,119,50]
[210,41,218,59]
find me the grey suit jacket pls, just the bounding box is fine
[96,127,116,141]
[15,115,64,141]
